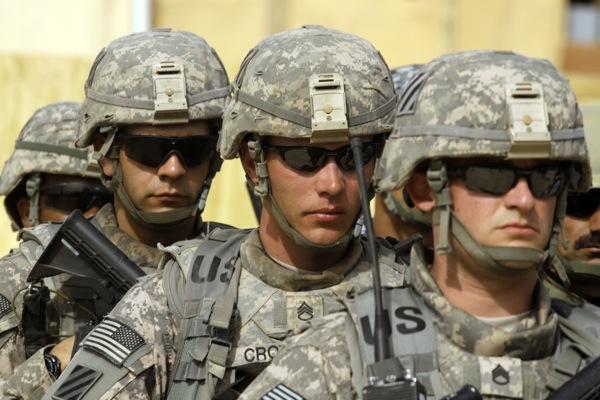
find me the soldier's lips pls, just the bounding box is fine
[306,208,346,222]
[497,223,537,236]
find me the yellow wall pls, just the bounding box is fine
[1,0,599,255]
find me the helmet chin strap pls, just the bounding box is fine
[25,173,41,226]
[248,137,355,251]
[427,159,549,276]
[96,128,221,230]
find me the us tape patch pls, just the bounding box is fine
[0,293,12,318]
[261,384,305,400]
[81,318,145,366]
[52,364,101,400]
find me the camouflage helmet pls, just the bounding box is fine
[376,51,590,192]
[380,64,431,227]
[77,28,229,148]
[220,25,396,160]
[376,51,591,276]
[0,102,100,228]
[78,29,229,228]
[221,25,396,250]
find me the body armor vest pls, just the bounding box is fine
[163,228,407,399]
[348,244,600,399]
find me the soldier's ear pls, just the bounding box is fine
[99,157,114,178]
[240,141,258,184]
[16,197,31,228]
[405,171,434,213]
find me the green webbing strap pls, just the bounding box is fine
[167,230,247,400]
[15,140,88,159]
[238,91,311,127]
[451,213,544,276]
[86,86,229,110]
[112,163,197,227]
[381,191,431,226]
[392,126,585,141]
[237,90,396,128]
[427,160,452,253]
[25,173,41,227]
[347,95,397,126]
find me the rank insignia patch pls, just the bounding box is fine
[52,365,101,400]
[81,318,145,366]
[261,383,305,400]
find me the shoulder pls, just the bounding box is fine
[240,313,356,400]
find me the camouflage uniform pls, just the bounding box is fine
[43,25,402,399]
[1,29,230,400]
[0,204,162,397]
[0,101,103,229]
[238,51,600,399]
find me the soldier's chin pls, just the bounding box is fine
[499,260,539,272]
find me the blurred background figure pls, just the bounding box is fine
[0,102,110,230]
[373,64,433,247]
[556,106,600,305]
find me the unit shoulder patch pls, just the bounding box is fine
[52,364,102,400]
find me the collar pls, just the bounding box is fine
[239,230,363,291]
[92,203,163,271]
[409,242,558,360]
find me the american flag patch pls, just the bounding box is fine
[52,365,101,400]
[261,384,305,400]
[81,318,145,366]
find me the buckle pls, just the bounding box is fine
[153,61,189,124]
[309,73,349,143]
[505,82,551,159]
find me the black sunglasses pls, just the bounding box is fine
[262,142,378,172]
[446,164,565,199]
[40,182,112,213]
[567,189,600,218]
[118,133,217,168]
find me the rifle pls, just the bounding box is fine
[23,209,145,357]
[546,356,600,400]
[350,138,481,400]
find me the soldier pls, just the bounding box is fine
[0,101,110,230]
[0,29,229,398]
[43,25,401,399]
[238,51,600,399]
[555,131,600,305]
[373,65,433,246]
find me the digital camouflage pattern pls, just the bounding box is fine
[391,64,423,93]
[77,29,229,148]
[0,204,163,399]
[42,229,407,399]
[375,50,591,192]
[241,241,600,399]
[219,25,396,159]
[0,102,100,227]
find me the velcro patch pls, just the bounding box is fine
[0,293,12,318]
[261,383,305,400]
[396,71,428,116]
[81,318,145,366]
[52,364,102,400]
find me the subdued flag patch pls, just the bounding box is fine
[81,318,145,366]
[0,293,11,318]
[261,383,305,400]
[52,364,101,400]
